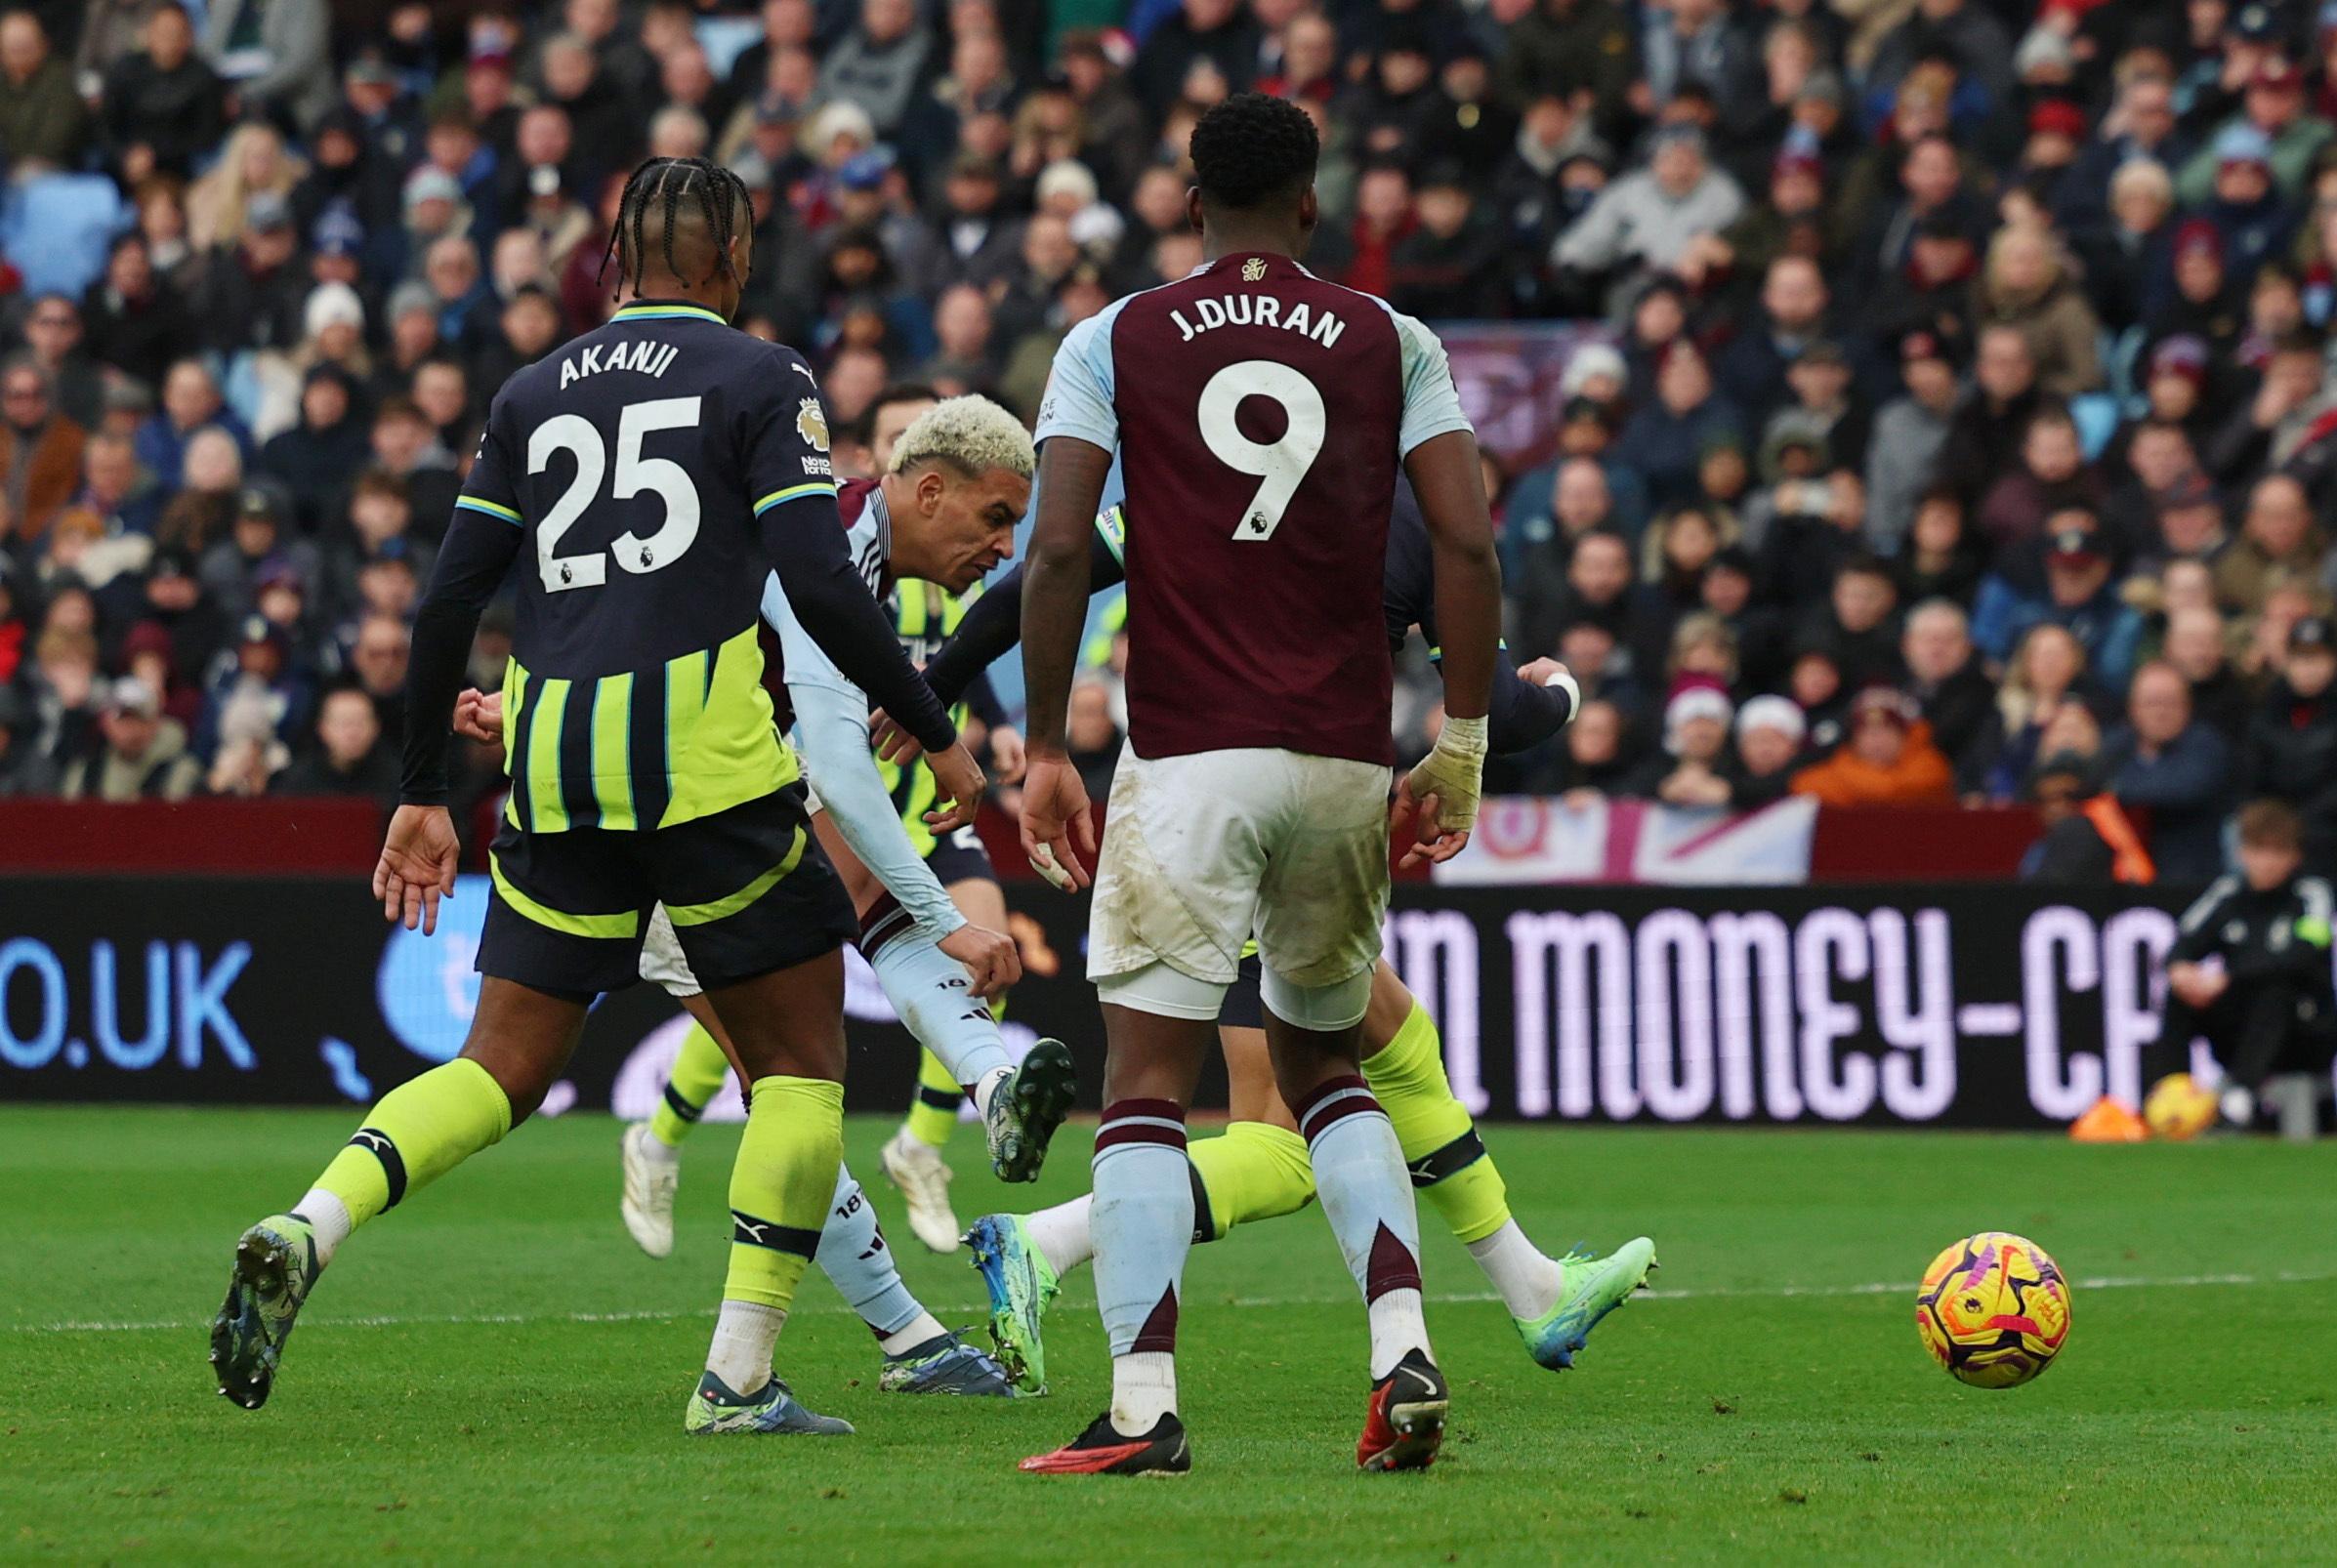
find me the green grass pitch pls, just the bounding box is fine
[5,1105,2335,1563]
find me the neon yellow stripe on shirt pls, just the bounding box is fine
[525,677,571,833]
[589,672,636,831]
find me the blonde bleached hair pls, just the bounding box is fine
[886,394,1036,480]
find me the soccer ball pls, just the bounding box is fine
[1914,1232,2071,1388]
[2145,1073,2218,1140]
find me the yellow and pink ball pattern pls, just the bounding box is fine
[1915,1232,2072,1388]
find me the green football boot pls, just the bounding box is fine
[964,1212,1058,1393]
[685,1371,855,1435]
[1517,1237,1657,1371]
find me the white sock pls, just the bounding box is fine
[1110,1350,1177,1432]
[972,1064,1014,1122]
[705,1300,786,1395]
[293,1188,353,1267]
[1024,1194,1095,1277]
[870,931,1014,1086]
[1467,1220,1565,1320]
[638,1126,682,1163]
[879,1308,950,1357]
[1366,1289,1429,1382]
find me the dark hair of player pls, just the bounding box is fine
[598,156,753,294]
[859,381,940,443]
[2236,798,2305,850]
[1189,93,1319,212]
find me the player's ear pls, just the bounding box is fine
[918,467,948,514]
[1185,186,1205,237]
[1298,185,1319,236]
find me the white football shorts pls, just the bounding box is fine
[1087,742,1392,1006]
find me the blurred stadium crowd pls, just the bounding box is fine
[1,0,2335,880]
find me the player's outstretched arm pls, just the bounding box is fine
[757,491,983,828]
[1018,436,1112,887]
[762,577,966,936]
[1400,428,1503,866]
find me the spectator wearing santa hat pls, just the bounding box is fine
[1622,678,1735,802]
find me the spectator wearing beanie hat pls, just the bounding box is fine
[1554,122,1746,295]
[2178,54,2335,208]
[2151,217,2245,348]
[1719,692,1809,809]
[2194,121,2304,287]
[1621,679,1734,799]
[1790,685,1956,806]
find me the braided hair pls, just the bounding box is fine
[598,156,753,295]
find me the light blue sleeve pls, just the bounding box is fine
[1377,305,1477,458]
[758,573,966,941]
[1032,299,1127,452]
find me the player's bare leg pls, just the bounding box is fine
[1019,1003,1208,1475]
[211,979,586,1410]
[1262,991,1446,1471]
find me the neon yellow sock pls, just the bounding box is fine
[314,1058,512,1228]
[724,1075,843,1310]
[1189,1120,1315,1240]
[901,1048,961,1149]
[651,1022,730,1147]
[1365,1001,1513,1245]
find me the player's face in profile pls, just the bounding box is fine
[917,466,1027,592]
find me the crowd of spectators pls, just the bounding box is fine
[1,0,2335,882]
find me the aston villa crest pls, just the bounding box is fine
[1241,256,1267,282]
[796,396,829,452]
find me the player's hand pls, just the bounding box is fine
[939,922,1022,999]
[1020,753,1096,890]
[989,723,1027,785]
[1517,657,1570,689]
[1395,715,1486,868]
[374,805,461,934]
[869,709,922,765]
[1392,779,1471,868]
[923,740,986,834]
[452,687,503,744]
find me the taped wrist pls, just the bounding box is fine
[1409,714,1487,833]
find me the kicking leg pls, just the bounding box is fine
[211,978,580,1410]
[820,808,1073,1192]
[969,1013,1312,1394]
[1357,960,1654,1371]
